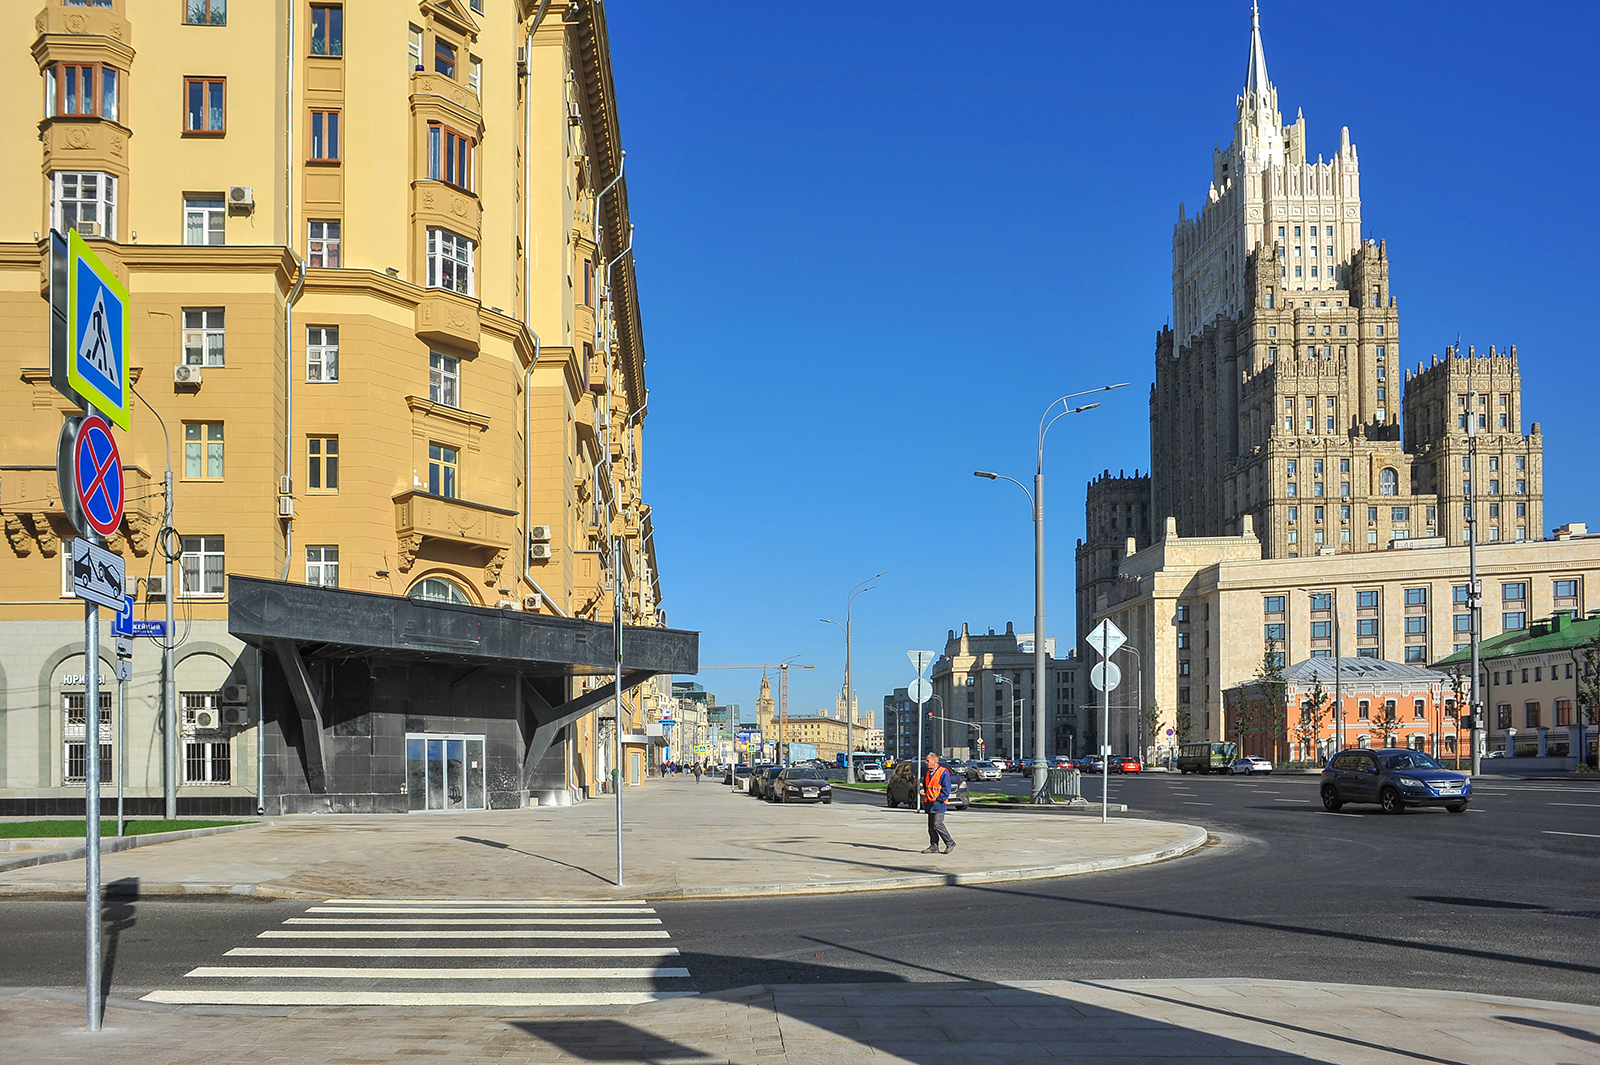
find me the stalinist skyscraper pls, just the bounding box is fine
[1078,3,1544,647]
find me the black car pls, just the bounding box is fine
[886,760,970,810]
[721,765,753,787]
[768,767,833,804]
[1320,748,1471,814]
[749,765,783,800]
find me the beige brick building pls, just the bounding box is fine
[0,1,684,813]
[930,622,1082,761]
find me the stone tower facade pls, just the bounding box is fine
[1075,469,1153,652]
[1140,5,1542,563]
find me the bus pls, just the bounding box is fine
[835,751,887,770]
[1175,742,1238,774]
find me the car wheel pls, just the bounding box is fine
[887,794,898,808]
[1379,786,1405,814]
[824,797,832,804]
[1445,801,1467,813]
[1320,784,1343,812]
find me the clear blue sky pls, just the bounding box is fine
[607,1,1600,726]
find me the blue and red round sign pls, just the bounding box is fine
[73,414,124,538]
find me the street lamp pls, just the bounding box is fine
[1298,586,1342,759]
[822,570,885,783]
[1119,643,1143,762]
[976,381,1126,803]
[994,674,1018,762]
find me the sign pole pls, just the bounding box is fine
[84,597,103,1031]
[116,666,125,837]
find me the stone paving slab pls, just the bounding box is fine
[0,779,1203,900]
[4,979,1598,1064]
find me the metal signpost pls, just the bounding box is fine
[1086,619,1127,824]
[907,650,935,812]
[51,227,131,1033]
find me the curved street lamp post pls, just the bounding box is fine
[821,570,885,784]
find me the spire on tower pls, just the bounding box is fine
[1245,0,1270,98]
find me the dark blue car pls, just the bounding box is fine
[1320,748,1471,814]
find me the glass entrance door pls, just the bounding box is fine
[405,733,487,811]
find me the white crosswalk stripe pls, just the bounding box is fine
[140,898,697,1009]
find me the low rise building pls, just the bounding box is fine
[1434,610,1599,762]
[1224,658,1455,765]
[930,622,1081,760]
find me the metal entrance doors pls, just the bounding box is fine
[405,733,487,812]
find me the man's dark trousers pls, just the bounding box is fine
[927,808,954,851]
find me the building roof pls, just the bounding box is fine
[1433,612,1600,669]
[1280,657,1448,686]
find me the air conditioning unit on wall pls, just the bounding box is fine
[530,525,552,542]
[221,705,256,728]
[193,708,219,730]
[220,682,248,705]
[145,575,167,600]
[228,185,254,209]
[529,543,553,561]
[174,364,202,385]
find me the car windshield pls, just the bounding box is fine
[786,769,823,780]
[1378,751,1445,771]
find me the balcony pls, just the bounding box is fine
[415,287,480,350]
[393,489,515,587]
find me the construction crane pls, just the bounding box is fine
[698,660,814,767]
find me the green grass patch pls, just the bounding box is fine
[971,795,1031,805]
[0,819,250,839]
[835,782,887,791]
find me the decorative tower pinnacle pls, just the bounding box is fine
[1245,0,1269,98]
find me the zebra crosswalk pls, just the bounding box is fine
[140,897,698,1008]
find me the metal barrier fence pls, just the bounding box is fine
[1040,766,1084,803]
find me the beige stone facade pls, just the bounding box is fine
[930,622,1082,760]
[0,1,666,808]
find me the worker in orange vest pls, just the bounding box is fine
[921,751,956,854]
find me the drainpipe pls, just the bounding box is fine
[280,4,304,580]
[522,0,551,325]
[522,331,566,616]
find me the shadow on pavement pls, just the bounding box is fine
[98,877,140,1023]
[454,836,613,885]
[1496,1015,1600,1045]
[508,1017,717,1062]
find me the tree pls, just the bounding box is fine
[1175,703,1194,745]
[1252,638,1288,757]
[1139,700,1163,759]
[1297,675,1329,764]
[1447,666,1469,767]
[1368,700,1406,749]
[1579,637,1600,728]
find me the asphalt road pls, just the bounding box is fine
[1,771,1596,1008]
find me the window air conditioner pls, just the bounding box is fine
[145,575,166,600]
[193,708,219,730]
[228,185,254,209]
[174,364,202,385]
[220,682,248,705]
[277,495,295,517]
[497,599,520,610]
[530,524,552,542]
[76,221,102,238]
[221,705,257,728]
[529,542,553,561]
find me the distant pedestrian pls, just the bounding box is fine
[693,764,702,783]
[921,751,955,854]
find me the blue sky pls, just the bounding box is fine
[607,1,1600,726]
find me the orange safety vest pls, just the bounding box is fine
[922,765,949,803]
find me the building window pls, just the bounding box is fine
[435,37,457,78]
[1554,579,1579,601]
[183,695,232,784]
[1502,582,1526,604]
[1264,624,1285,643]
[1502,612,1526,632]
[1403,646,1425,663]
[1176,632,1190,650]
[182,307,226,365]
[1557,700,1575,727]
[1311,621,1332,639]
[45,62,121,121]
[1391,507,1410,523]
[429,352,460,408]
[1453,615,1472,633]
[1404,587,1427,607]
[1309,592,1331,611]
[306,325,339,381]
[307,436,339,491]
[1378,468,1398,496]
[308,220,341,267]
[1357,589,1379,609]
[183,422,224,479]
[1357,618,1379,637]
[428,443,458,498]
[310,109,341,160]
[1287,507,1297,524]
[1524,702,1542,729]
[409,576,471,604]
[427,229,474,294]
[428,124,474,191]
[1358,700,1370,722]
[310,4,343,55]
[180,536,226,596]
[306,545,339,588]
[53,172,116,236]
[469,56,482,95]
[185,0,227,25]
[1264,595,1285,615]
[184,194,225,245]
[63,691,112,785]
[184,77,226,134]
[1287,482,1298,498]
[409,24,423,70]
[1405,616,1427,635]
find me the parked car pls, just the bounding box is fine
[749,765,783,799]
[856,761,887,782]
[1112,756,1143,773]
[1079,756,1106,774]
[1320,748,1471,814]
[1229,756,1274,775]
[963,760,1002,782]
[769,767,833,804]
[1014,758,1036,775]
[886,760,970,810]
[722,765,753,786]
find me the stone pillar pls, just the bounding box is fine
[1537,726,1549,758]
[1567,723,1587,769]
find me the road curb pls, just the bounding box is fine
[0,823,1208,901]
[0,821,259,875]
[1021,977,1600,1016]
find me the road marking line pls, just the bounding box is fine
[225,947,680,958]
[1273,798,1312,803]
[307,906,656,915]
[259,930,672,940]
[1322,812,1362,817]
[1547,803,1600,808]
[285,917,661,926]
[319,898,642,906]
[186,966,692,980]
[1543,830,1600,840]
[140,991,699,1007]
[1182,802,1214,806]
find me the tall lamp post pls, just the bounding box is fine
[994,674,1018,762]
[822,571,885,784]
[977,382,1126,803]
[1119,643,1143,762]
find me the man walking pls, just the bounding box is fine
[693,763,702,784]
[921,751,955,854]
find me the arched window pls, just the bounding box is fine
[1378,468,1398,496]
[407,576,472,605]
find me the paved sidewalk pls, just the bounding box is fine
[4,979,1596,1063]
[0,779,1204,900]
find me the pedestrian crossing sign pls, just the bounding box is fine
[65,228,130,430]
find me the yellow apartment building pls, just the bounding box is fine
[0,0,693,814]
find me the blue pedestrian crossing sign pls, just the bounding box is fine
[65,228,130,430]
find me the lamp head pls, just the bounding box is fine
[974,471,998,479]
